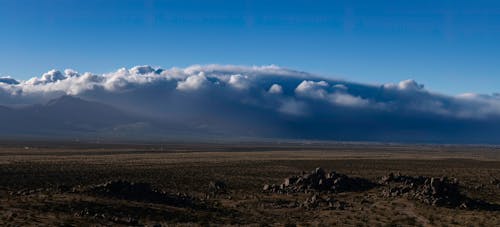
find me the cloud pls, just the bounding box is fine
[25,69,67,85]
[268,84,283,94]
[454,93,500,118]
[64,69,80,77]
[295,80,329,99]
[227,74,250,90]
[384,79,424,91]
[176,72,208,91]
[294,80,369,107]
[1,64,500,143]
[328,92,369,107]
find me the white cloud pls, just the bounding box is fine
[26,70,66,85]
[384,79,424,91]
[328,92,368,107]
[176,72,208,91]
[64,69,80,77]
[268,84,283,94]
[295,80,329,99]
[228,74,250,90]
[294,80,368,107]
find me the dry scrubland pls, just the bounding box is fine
[0,142,500,226]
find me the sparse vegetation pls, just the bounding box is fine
[0,143,499,226]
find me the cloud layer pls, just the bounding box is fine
[1,64,500,143]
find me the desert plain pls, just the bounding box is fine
[0,142,499,226]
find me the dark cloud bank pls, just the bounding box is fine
[1,65,500,144]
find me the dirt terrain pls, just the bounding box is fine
[0,142,499,226]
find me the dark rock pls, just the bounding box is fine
[262,184,270,191]
[490,178,500,188]
[208,180,227,194]
[56,184,71,193]
[284,176,298,187]
[263,167,376,194]
[474,184,484,190]
[127,217,139,225]
[300,194,348,210]
[381,174,462,207]
[86,180,193,206]
[380,173,499,210]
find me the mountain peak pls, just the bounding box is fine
[45,95,87,106]
[0,77,20,85]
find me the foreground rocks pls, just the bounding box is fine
[262,168,500,211]
[300,194,348,210]
[380,173,462,207]
[263,167,376,194]
[380,173,498,210]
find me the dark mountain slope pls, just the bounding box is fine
[0,96,145,137]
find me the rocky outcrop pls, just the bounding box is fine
[263,167,376,194]
[380,173,498,210]
[380,173,462,207]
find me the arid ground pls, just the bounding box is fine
[1,142,499,226]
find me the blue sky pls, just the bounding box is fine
[0,0,499,95]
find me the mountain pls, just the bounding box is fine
[1,94,500,143]
[0,96,149,139]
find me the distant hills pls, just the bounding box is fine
[0,96,144,139]
[0,94,498,144]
